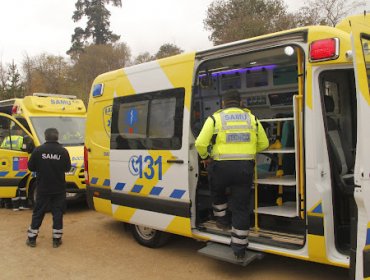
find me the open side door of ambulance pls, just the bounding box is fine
[0,113,34,198]
[350,15,370,280]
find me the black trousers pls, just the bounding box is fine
[211,160,254,230]
[31,192,66,231]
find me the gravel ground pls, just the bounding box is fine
[0,203,349,280]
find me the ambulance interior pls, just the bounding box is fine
[191,44,357,253]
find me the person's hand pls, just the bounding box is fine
[201,158,213,168]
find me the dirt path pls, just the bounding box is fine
[0,204,348,280]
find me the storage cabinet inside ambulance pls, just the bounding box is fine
[0,114,31,198]
[191,44,306,249]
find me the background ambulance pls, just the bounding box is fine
[84,14,370,279]
[0,93,86,204]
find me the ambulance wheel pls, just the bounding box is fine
[131,225,170,248]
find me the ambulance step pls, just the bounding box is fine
[199,220,304,248]
[198,242,264,266]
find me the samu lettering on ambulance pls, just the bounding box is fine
[42,153,61,160]
[50,99,72,105]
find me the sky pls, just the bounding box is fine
[0,0,367,66]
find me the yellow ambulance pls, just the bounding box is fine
[84,14,370,279]
[0,93,86,203]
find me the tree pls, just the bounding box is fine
[70,43,131,104]
[204,0,297,45]
[155,43,184,59]
[133,52,154,65]
[295,0,366,27]
[68,0,122,56]
[22,53,73,96]
[0,62,7,100]
[6,61,24,99]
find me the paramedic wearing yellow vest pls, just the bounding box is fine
[0,135,23,150]
[195,90,269,260]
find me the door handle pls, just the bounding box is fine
[167,159,184,164]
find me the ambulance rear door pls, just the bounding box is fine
[350,15,370,280]
[0,113,33,198]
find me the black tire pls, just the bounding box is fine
[131,224,170,248]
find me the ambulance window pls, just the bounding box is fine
[361,36,370,92]
[111,87,185,150]
[15,117,31,133]
[324,81,340,114]
[0,117,26,151]
[117,101,148,139]
[149,98,176,138]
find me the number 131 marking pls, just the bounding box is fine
[130,155,162,180]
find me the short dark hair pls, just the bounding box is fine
[44,128,59,141]
[223,90,241,107]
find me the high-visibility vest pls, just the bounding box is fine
[0,135,23,150]
[195,107,269,161]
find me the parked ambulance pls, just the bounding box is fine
[84,14,370,279]
[0,93,86,203]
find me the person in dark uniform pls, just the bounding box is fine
[195,90,269,260]
[26,128,71,248]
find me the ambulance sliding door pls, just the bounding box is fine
[109,88,191,235]
[0,113,31,198]
[350,18,370,280]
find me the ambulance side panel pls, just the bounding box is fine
[85,72,122,215]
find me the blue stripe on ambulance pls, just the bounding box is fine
[150,186,163,196]
[112,181,184,199]
[114,182,126,191]
[0,172,9,177]
[170,189,186,199]
[131,185,143,193]
[15,171,27,177]
[90,177,98,184]
[366,227,370,246]
[103,179,110,187]
[312,202,322,214]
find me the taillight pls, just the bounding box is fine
[11,105,18,114]
[309,38,339,62]
[84,146,89,185]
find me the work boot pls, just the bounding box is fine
[26,239,36,247]
[53,238,62,248]
[215,216,231,230]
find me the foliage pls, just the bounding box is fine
[68,0,122,57]
[155,43,184,59]
[132,43,184,66]
[133,52,155,65]
[295,0,367,27]
[22,54,73,96]
[6,61,24,99]
[204,0,297,45]
[0,61,25,100]
[70,43,131,103]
